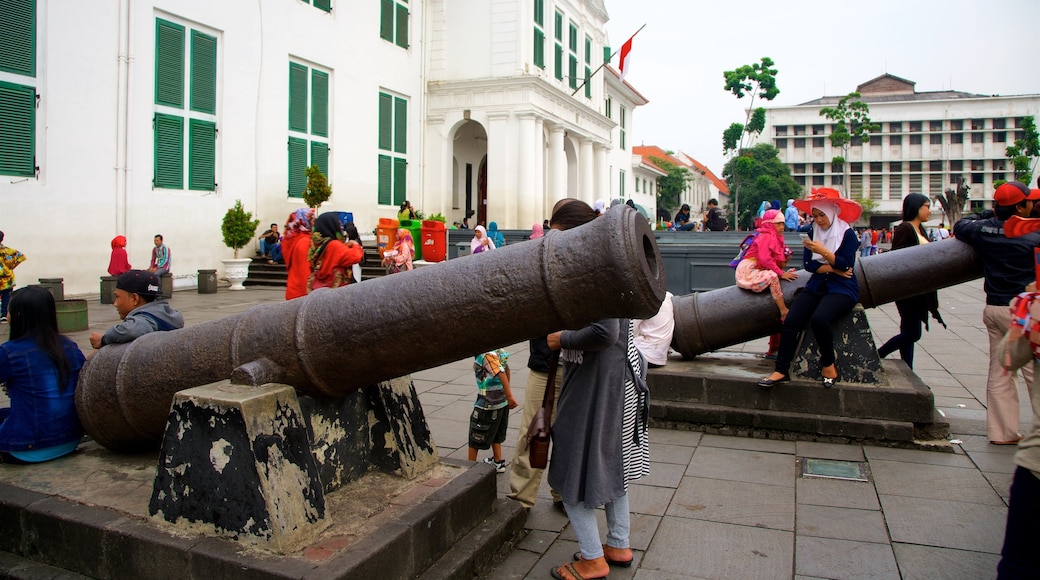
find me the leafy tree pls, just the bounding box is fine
[221,200,261,259]
[1005,116,1039,185]
[721,143,801,230]
[858,197,879,225]
[819,92,880,196]
[722,57,780,229]
[649,155,692,214]
[303,164,332,209]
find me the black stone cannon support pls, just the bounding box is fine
[77,207,666,452]
[672,239,983,359]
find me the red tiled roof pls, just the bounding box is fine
[633,146,729,195]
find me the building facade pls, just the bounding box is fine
[0,0,645,295]
[759,74,1040,225]
[632,145,728,221]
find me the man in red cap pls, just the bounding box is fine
[954,181,1040,445]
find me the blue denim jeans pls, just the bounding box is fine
[564,493,631,560]
[0,287,10,318]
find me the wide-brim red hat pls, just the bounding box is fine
[792,187,863,223]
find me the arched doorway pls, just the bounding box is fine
[450,120,488,227]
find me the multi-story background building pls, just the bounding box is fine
[0,0,649,295]
[759,74,1040,226]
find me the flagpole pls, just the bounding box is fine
[571,24,645,97]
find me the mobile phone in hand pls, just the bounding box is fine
[799,233,809,241]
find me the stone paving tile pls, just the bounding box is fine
[634,571,710,580]
[981,471,1013,503]
[964,450,1017,474]
[879,495,1006,553]
[795,441,865,462]
[891,542,1001,580]
[524,500,569,533]
[935,396,985,410]
[640,517,793,580]
[627,483,675,517]
[928,385,977,398]
[796,477,880,511]
[517,529,558,555]
[795,504,889,544]
[666,476,794,531]
[648,428,701,447]
[863,445,975,468]
[699,433,797,454]
[638,462,686,489]
[649,443,696,466]
[488,548,541,580]
[870,459,1005,507]
[530,540,643,580]
[686,446,797,487]
[955,434,1016,453]
[411,366,469,383]
[558,511,661,551]
[794,536,898,580]
[414,392,463,409]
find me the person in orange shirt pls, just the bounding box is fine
[281,208,314,300]
[307,213,364,292]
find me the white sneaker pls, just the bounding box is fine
[0,316,7,324]
[483,457,507,473]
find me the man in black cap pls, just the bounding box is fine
[89,270,184,349]
[954,181,1040,445]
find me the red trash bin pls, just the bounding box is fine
[421,220,447,262]
[377,218,399,260]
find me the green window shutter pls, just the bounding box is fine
[569,56,577,89]
[379,0,394,42]
[584,37,591,65]
[393,157,407,206]
[603,46,611,64]
[554,45,563,80]
[0,0,35,77]
[0,81,35,177]
[155,19,185,108]
[189,30,217,114]
[554,11,562,40]
[377,154,392,205]
[533,28,544,69]
[287,137,307,197]
[584,66,591,98]
[393,96,406,154]
[311,70,328,137]
[188,119,215,191]
[314,0,331,12]
[395,3,409,48]
[568,23,577,52]
[289,63,308,132]
[154,113,184,188]
[310,140,328,176]
[534,0,543,26]
[378,92,392,150]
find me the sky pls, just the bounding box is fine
[604,0,1040,177]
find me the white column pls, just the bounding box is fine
[486,112,516,227]
[534,117,546,222]
[580,138,594,205]
[549,126,567,207]
[594,143,608,204]
[517,114,536,229]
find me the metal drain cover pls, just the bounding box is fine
[800,458,869,482]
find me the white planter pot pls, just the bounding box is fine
[221,258,253,291]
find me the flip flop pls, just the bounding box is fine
[573,550,633,568]
[551,562,604,580]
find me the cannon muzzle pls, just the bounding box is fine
[76,207,665,452]
[672,238,983,358]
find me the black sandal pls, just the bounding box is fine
[757,375,790,388]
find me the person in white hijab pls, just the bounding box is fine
[471,225,495,254]
[758,188,862,390]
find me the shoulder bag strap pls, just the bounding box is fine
[540,350,561,416]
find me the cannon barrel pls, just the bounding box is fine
[77,207,666,452]
[672,238,983,358]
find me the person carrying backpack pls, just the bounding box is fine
[734,210,798,322]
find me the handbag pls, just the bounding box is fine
[527,351,560,469]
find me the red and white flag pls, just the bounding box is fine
[618,34,635,80]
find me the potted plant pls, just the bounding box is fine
[303,165,332,209]
[221,199,260,290]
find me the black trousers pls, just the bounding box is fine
[774,289,856,377]
[877,297,925,369]
[998,466,1040,579]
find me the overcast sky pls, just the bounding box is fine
[604,0,1040,177]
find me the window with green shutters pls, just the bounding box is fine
[153,18,218,191]
[620,105,627,150]
[287,61,331,198]
[0,0,38,177]
[532,0,544,69]
[377,91,408,206]
[313,0,332,13]
[553,11,563,81]
[619,169,626,197]
[380,0,409,49]
[568,22,578,89]
[584,36,592,98]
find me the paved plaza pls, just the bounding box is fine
[1,277,1026,578]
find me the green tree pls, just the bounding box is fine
[649,155,692,214]
[819,92,880,196]
[303,164,332,209]
[721,143,801,230]
[1005,115,1039,185]
[221,200,261,259]
[722,57,780,228]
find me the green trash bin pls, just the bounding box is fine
[38,278,65,302]
[55,299,88,333]
[100,276,118,304]
[399,219,423,261]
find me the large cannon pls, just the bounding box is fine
[672,239,983,358]
[76,207,666,452]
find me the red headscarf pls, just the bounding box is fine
[108,235,132,276]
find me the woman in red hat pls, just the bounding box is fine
[758,188,862,389]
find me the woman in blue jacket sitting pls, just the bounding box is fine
[0,286,86,463]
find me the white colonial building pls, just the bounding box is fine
[759,74,1040,225]
[0,0,648,295]
[632,146,728,220]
